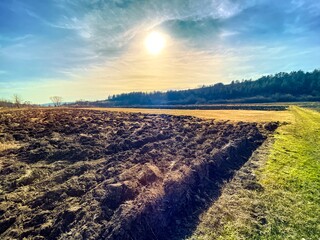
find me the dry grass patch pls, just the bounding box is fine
[87,108,294,123]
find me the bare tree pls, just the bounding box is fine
[13,94,22,108]
[50,96,63,107]
[24,101,32,108]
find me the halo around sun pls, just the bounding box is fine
[144,31,166,55]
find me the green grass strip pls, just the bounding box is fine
[254,107,320,239]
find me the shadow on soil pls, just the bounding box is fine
[170,142,258,240]
[105,137,269,240]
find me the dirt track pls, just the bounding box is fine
[0,109,278,240]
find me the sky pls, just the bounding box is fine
[0,0,319,103]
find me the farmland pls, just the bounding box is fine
[86,107,294,123]
[2,0,320,239]
[0,107,319,240]
[0,108,279,239]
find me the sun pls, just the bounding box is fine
[144,31,166,55]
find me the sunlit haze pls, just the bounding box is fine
[145,32,166,55]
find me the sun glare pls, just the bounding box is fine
[145,31,166,55]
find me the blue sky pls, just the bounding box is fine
[0,0,319,103]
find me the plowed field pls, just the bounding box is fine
[0,109,278,240]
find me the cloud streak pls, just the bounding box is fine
[57,0,254,50]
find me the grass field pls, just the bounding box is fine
[189,106,320,239]
[88,108,295,123]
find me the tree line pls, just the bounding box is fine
[107,69,320,105]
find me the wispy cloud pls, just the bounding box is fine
[0,34,33,43]
[54,0,254,51]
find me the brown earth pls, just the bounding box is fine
[0,109,279,240]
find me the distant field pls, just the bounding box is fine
[88,107,295,123]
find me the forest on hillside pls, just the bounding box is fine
[106,69,320,106]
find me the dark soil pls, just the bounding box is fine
[0,109,278,240]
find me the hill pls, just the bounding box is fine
[105,69,320,106]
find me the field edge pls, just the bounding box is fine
[188,106,320,240]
